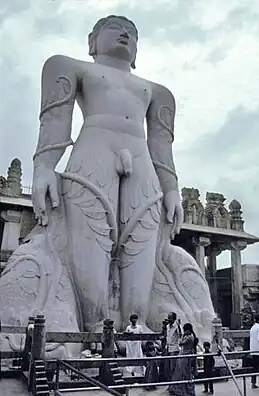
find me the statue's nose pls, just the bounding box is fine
[120,31,129,39]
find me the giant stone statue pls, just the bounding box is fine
[0,15,214,357]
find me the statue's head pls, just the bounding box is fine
[88,15,138,69]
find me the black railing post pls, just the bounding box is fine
[102,319,115,358]
[21,316,34,371]
[243,376,247,396]
[100,318,115,385]
[28,314,46,393]
[31,314,46,361]
[55,359,60,392]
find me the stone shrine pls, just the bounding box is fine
[0,15,243,357]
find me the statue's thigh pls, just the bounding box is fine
[118,165,162,270]
[62,149,119,282]
[118,168,162,323]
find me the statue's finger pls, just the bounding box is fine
[35,188,47,214]
[174,207,183,234]
[170,225,176,240]
[165,201,175,223]
[166,211,174,223]
[49,182,59,208]
[37,214,42,226]
[40,210,48,227]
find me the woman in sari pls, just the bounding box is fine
[169,323,198,396]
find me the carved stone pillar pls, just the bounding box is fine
[193,236,211,276]
[1,210,21,251]
[230,240,247,328]
[207,247,219,313]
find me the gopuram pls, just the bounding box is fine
[0,15,235,358]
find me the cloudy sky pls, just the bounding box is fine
[1,0,259,266]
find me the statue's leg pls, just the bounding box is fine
[63,139,119,331]
[118,153,162,329]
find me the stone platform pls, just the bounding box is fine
[0,379,257,396]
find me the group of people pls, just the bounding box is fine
[123,311,259,395]
[109,311,259,395]
[124,312,211,396]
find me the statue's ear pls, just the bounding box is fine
[131,50,137,69]
[88,33,96,58]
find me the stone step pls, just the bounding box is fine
[36,384,50,392]
[35,371,46,376]
[36,377,48,383]
[113,372,123,378]
[109,362,118,367]
[110,366,120,372]
[114,379,124,385]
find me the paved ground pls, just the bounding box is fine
[0,378,258,396]
[0,378,29,396]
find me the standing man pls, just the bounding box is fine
[250,314,259,389]
[165,312,182,383]
[125,314,144,377]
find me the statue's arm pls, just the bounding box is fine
[146,83,183,232]
[32,55,78,226]
[146,83,178,196]
[33,55,78,170]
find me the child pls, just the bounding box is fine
[144,341,159,390]
[203,342,215,395]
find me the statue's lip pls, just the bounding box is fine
[117,38,128,45]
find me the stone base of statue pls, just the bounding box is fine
[0,174,214,358]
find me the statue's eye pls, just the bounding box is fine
[127,28,136,36]
[107,24,121,31]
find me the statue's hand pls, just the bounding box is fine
[163,190,183,237]
[32,166,59,226]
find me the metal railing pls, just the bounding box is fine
[1,321,257,396]
[22,185,32,196]
[52,349,259,396]
[59,372,255,396]
[54,360,122,396]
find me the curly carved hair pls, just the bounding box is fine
[88,15,138,68]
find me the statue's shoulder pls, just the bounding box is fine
[150,81,175,103]
[42,54,91,76]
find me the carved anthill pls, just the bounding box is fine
[181,187,204,225]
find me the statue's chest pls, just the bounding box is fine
[82,66,152,104]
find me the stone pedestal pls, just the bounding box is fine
[230,240,247,328]
[193,236,211,277]
[211,316,223,348]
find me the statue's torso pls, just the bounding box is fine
[75,60,153,137]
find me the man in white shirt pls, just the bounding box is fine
[250,314,259,388]
[165,312,182,382]
[125,314,144,376]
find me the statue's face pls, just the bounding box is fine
[95,18,137,65]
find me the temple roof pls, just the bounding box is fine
[181,222,259,244]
